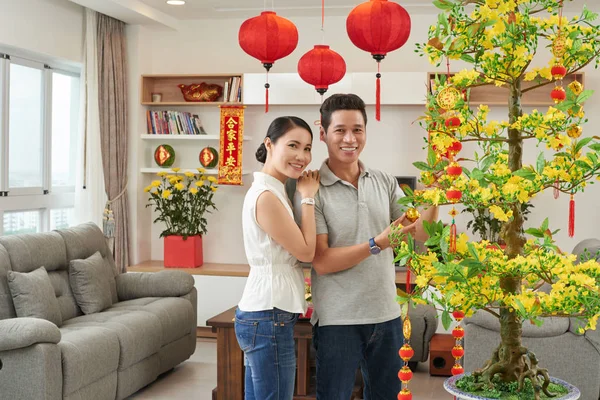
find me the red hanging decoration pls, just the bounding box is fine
[346,0,411,121]
[551,86,566,103]
[449,208,458,253]
[569,193,575,237]
[451,313,465,377]
[297,45,346,98]
[553,178,560,199]
[238,12,299,112]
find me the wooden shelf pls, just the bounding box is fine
[142,101,243,106]
[140,168,251,175]
[141,74,243,104]
[140,134,253,141]
[427,72,585,106]
[128,260,413,283]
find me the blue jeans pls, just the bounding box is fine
[234,308,299,400]
[313,318,404,400]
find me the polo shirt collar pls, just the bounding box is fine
[319,159,370,187]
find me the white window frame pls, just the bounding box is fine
[0,48,80,236]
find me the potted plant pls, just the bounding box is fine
[145,168,218,268]
[392,1,600,399]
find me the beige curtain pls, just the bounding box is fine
[97,14,129,272]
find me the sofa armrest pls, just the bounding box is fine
[0,318,61,352]
[117,270,194,300]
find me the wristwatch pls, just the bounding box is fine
[369,237,381,255]
[301,198,315,206]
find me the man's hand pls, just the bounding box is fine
[375,214,417,250]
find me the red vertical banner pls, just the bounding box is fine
[218,106,245,185]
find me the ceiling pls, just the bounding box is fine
[68,0,593,28]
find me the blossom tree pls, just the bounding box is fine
[393,0,600,397]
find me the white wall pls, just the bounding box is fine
[127,12,600,266]
[0,0,83,64]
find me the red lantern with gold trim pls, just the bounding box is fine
[398,366,413,383]
[398,389,413,400]
[447,162,463,178]
[551,64,567,79]
[239,11,299,112]
[346,0,411,121]
[551,86,566,103]
[398,344,414,361]
[451,364,465,376]
[298,45,347,97]
[446,189,462,203]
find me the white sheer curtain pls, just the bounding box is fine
[75,9,106,227]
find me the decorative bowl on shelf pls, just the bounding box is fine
[199,146,219,168]
[177,83,223,102]
[154,144,176,167]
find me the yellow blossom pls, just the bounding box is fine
[144,186,152,193]
[151,180,161,187]
[184,171,195,178]
[162,190,172,199]
[190,187,198,195]
[171,168,180,173]
[211,186,218,192]
[195,180,205,187]
[157,171,168,177]
[208,176,218,183]
[197,168,206,174]
[489,205,513,222]
[175,183,185,191]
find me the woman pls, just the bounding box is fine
[236,116,320,400]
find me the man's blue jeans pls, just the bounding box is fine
[234,308,299,400]
[313,317,404,400]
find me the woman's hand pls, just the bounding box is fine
[297,170,320,199]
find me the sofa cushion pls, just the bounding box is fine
[7,266,62,326]
[69,251,113,314]
[62,310,162,369]
[109,297,194,345]
[0,243,17,320]
[58,223,118,303]
[464,309,569,338]
[59,325,120,396]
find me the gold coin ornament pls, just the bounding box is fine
[406,207,420,223]
[552,34,567,59]
[436,86,461,110]
[403,316,412,340]
[567,125,583,139]
[568,80,584,96]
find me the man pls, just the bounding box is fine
[298,93,437,399]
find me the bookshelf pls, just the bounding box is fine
[427,72,585,106]
[140,167,250,175]
[140,74,243,105]
[140,134,253,141]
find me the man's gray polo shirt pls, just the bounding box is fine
[293,160,405,327]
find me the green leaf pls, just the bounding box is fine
[428,147,437,166]
[460,54,475,64]
[440,225,450,255]
[574,160,591,169]
[536,153,545,174]
[513,168,537,181]
[471,168,484,181]
[514,298,527,317]
[525,228,544,238]
[555,101,575,112]
[589,144,600,152]
[467,242,480,261]
[414,161,433,172]
[433,0,454,11]
[396,295,410,305]
[480,156,495,173]
[576,137,593,153]
[577,89,595,104]
[541,218,549,232]
[442,310,452,330]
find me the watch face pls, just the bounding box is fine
[370,246,381,255]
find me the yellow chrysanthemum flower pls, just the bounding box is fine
[144,186,152,193]
[197,168,206,174]
[211,186,218,192]
[190,187,198,195]
[151,180,161,187]
[207,176,218,183]
[162,190,171,199]
[157,171,168,177]
[175,183,185,191]
[184,171,195,178]
[171,168,180,173]
[195,180,204,187]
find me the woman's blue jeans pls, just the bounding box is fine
[234,308,299,400]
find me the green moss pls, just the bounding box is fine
[455,375,569,399]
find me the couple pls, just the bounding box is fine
[235,94,437,400]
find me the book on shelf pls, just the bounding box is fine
[146,110,207,135]
[222,76,242,103]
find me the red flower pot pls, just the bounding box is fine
[164,235,203,268]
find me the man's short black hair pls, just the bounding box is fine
[319,94,367,133]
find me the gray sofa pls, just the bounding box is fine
[463,239,600,400]
[0,223,197,400]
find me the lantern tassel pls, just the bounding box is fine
[569,193,575,237]
[450,222,457,253]
[265,71,270,113]
[553,178,560,199]
[376,64,381,121]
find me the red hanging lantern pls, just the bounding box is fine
[445,116,461,130]
[298,45,346,97]
[551,64,567,79]
[551,86,566,103]
[397,389,413,400]
[451,364,465,376]
[239,11,299,112]
[346,0,411,121]
[447,140,463,157]
[446,189,462,203]
[447,162,463,178]
[452,345,465,359]
[398,366,413,383]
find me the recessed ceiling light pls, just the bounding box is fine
[166,0,185,5]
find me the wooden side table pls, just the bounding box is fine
[429,333,455,376]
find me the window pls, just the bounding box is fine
[0,51,80,237]
[50,207,75,230]
[3,210,42,236]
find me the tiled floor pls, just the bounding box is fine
[129,339,450,399]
